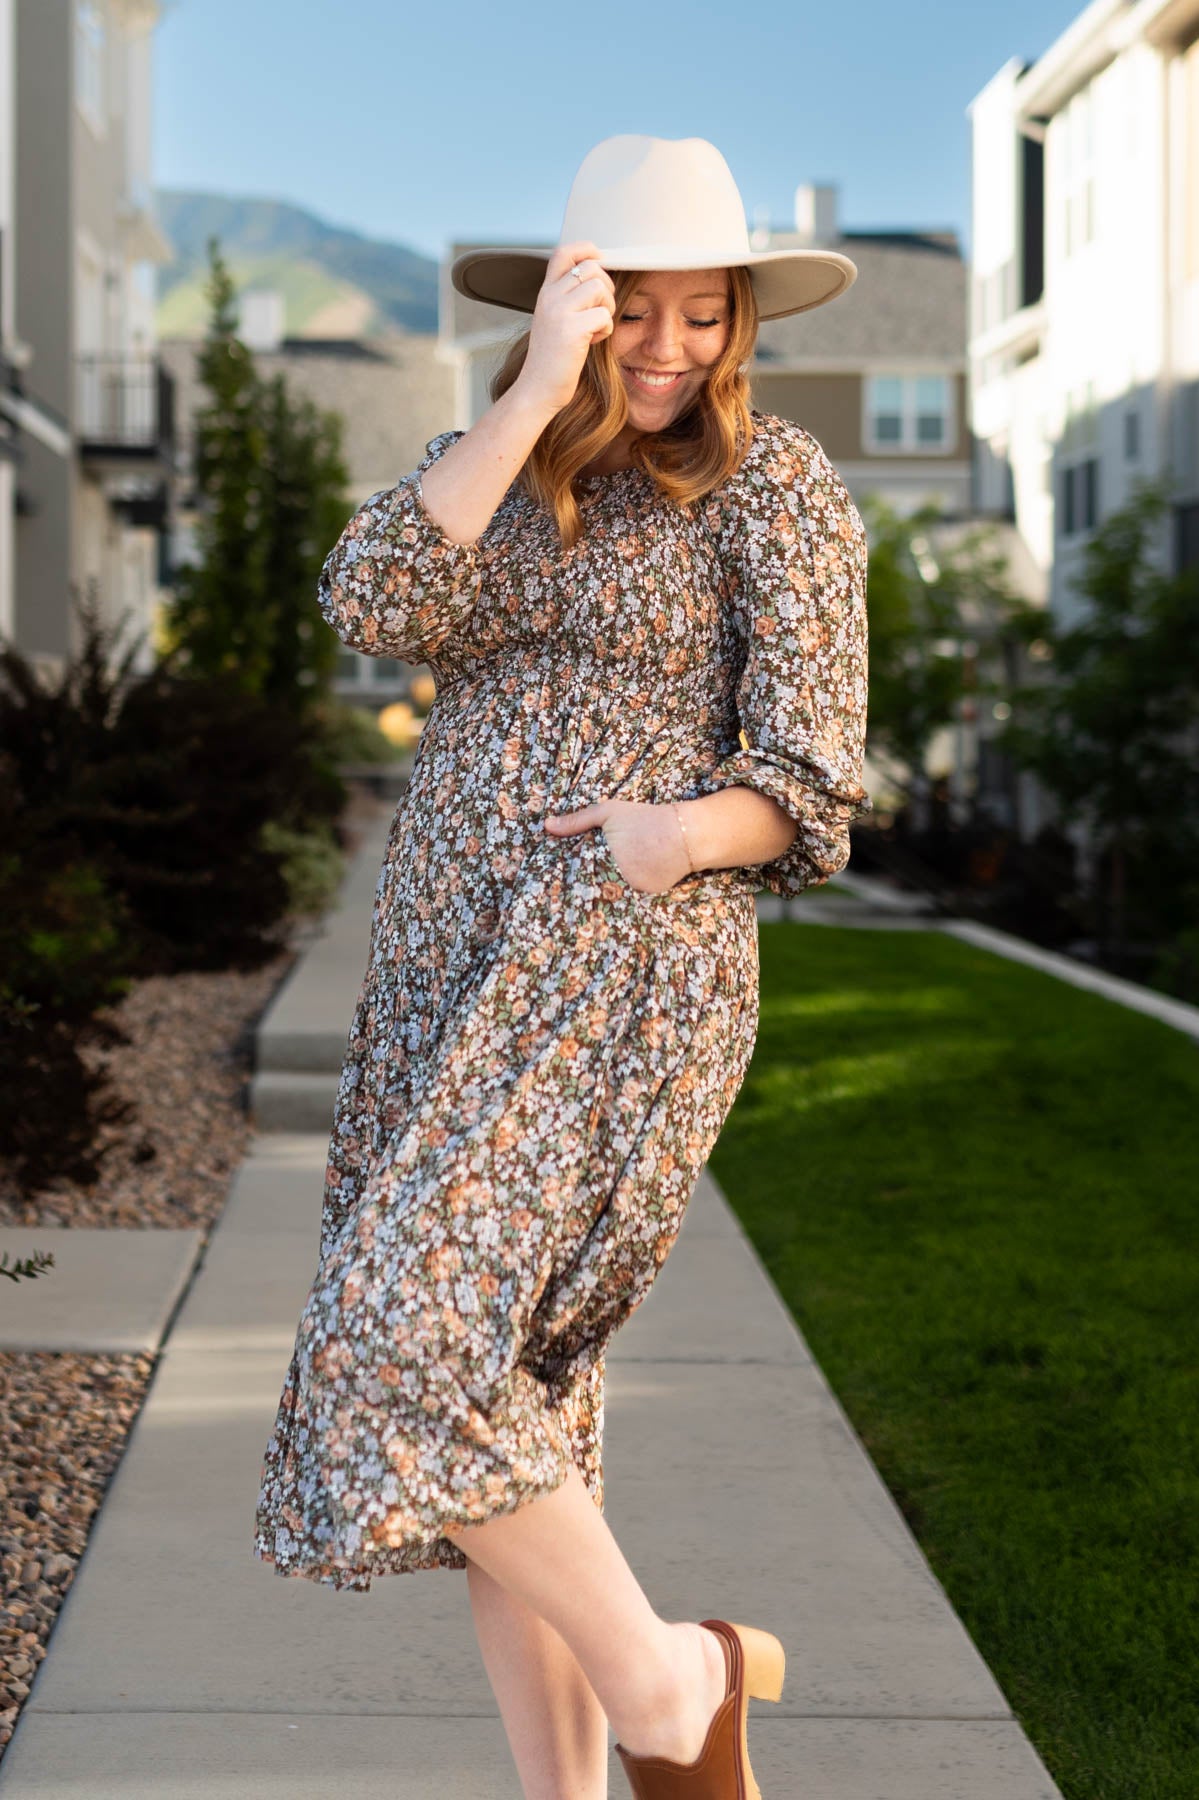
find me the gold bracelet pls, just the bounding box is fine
[674,802,695,873]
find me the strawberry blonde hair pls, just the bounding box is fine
[488,265,760,551]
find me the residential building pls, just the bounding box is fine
[968,0,1199,625]
[752,186,971,518]
[0,0,72,647]
[11,0,175,673]
[439,183,971,521]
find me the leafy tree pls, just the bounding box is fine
[860,495,1030,798]
[1000,479,1199,968]
[164,239,350,711]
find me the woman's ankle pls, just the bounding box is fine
[611,1620,727,1763]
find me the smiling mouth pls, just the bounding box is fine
[624,367,688,396]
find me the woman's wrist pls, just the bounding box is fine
[672,789,798,873]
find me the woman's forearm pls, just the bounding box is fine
[675,786,798,874]
[420,384,559,547]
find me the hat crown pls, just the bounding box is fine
[559,134,752,260]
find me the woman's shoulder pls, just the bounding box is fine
[730,409,847,497]
[416,428,466,472]
[706,408,861,535]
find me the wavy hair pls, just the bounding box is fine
[488,265,760,552]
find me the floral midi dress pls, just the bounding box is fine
[253,406,870,1591]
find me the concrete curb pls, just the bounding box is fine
[939,918,1199,1042]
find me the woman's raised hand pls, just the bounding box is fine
[515,241,616,416]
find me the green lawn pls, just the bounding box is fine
[708,925,1199,1800]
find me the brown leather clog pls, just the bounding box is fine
[615,1618,786,1799]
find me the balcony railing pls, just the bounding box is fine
[76,353,175,459]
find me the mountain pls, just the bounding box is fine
[153,190,440,338]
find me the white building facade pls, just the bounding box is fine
[11,0,175,673]
[968,0,1199,623]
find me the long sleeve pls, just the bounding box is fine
[316,429,483,664]
[700,416,872,898]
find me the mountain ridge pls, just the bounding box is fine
[153,189,440,337]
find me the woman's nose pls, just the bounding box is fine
[640,319,684,362]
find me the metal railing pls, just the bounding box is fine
[75,353,175,453]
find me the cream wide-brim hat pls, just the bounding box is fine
[450,134,857,322]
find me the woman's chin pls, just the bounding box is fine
[627,395,686,433]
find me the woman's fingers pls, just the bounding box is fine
[542,803,609,834]
[549,243,615,299]
[520,243,616,411]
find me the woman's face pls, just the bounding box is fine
[609,268,732,429]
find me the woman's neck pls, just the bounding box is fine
[578,426,638,478]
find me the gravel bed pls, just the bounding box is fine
[0,789,390,1231]
[0,1350,156,1758]
[0,949,297,1229]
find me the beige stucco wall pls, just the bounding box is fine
[750,368,971,463]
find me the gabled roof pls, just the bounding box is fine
[158,329,455,497]
[756,232,967,365]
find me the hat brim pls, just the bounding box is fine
[450,246,857,322]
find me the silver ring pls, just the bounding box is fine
[570,263,584,284]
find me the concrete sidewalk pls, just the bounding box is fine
[0,810,1063,1798]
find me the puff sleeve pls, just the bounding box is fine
[316,430,483,664]
[700,417,872,897]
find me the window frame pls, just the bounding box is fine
[74,0,107,137]
[863,370,956,456]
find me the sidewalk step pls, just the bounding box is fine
[254,805,390,1081]
[0,1229,203,1353]
[250,1070,338,1134]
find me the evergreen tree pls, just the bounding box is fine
[257,371,349,710]
[164,240,351,712]
[165,241,273,690]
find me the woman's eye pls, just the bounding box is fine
[618,314,721,329]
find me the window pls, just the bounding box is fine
[865,373,953,453]
[75,2,105,127]
[1061,459,1099,536]
[1059,382,1101,539]
[1060,82,1096,259]
[1124,408,1140,462]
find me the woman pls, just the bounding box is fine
[254,134,870,1798]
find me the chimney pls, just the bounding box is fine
[236,288,287,351]
[793,184,838,246]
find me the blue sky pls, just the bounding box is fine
[154,0,1084,265]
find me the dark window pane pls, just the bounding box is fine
[874,414,903,443]
[1124,410,1140,461]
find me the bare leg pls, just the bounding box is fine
[466,1558,609,1800]
[444,1462,728,1767]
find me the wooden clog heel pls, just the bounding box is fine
[615,1617,786,1799]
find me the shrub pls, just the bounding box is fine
[0,588,347,975]
[311,695,406,765]
[259,819,346,919]
[0,588,349,1197]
